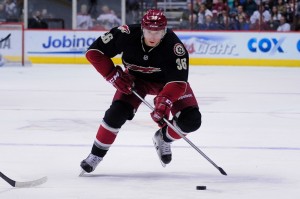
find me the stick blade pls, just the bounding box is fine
[218,167,227,176]
[14,176,48,188]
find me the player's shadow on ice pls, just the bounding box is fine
[80,171,283,184]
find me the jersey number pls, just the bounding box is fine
[101,33,113,44]
[176,58,187,70]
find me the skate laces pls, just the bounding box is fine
[160,139,171,155]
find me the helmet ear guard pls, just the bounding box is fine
[141,9,167,31]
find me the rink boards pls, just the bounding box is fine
[1,29,300,67]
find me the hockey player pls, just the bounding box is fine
[80,9,202,172]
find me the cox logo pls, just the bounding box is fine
[248,38,285,54]
[297,40,300,52]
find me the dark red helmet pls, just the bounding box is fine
[141,9,167,31]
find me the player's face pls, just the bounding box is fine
[143,29,165,47]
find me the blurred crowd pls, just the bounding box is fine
[76,3,122,30]
[0,0,299,31]
[0,0,22,22]
[179,0,300,31]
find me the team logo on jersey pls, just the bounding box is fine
[143,55,148,60]
[174,43,186,56]
[124,60,161,73]
[117,25,130,34]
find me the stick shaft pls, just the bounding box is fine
[0,172,15,187]
[132,90,227,175]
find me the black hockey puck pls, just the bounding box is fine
[196,186,206,190]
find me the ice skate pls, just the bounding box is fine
[152,129,172,167]
[80,153,103,175]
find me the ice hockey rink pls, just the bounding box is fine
[0,64,300,199]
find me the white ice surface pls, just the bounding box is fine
[0,64,300,199]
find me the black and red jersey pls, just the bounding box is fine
[88,24,189,84]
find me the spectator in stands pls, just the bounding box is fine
[211,9,224,29]
[252,15,271,30]
[205,0,214,10]
[233,4,249,30]
[193,0,201,13]
[269,5,282,30]
[297,0,300,16]
[199,15,219,30]
[213,0,228,13]
[228,10,239,29]
[295,0,300,31]
[41,8,54,19]
[76,4,93,30]
[189,13,200,29]
[239,0,247,7]
[295,16,300,31]
[217,8,229,29]
[14,0,23,21]
[285,3,294,23]
[277,0,287,15]
[277,15,291,31]
[197,3,213,26]
[236,15,250,30]
[28,10,48,29]
[237,5,248,20]
[179,13,199,30]
[229,0,239,17]
[227,0,235,10]
[96,5,121,30]
[244,0,257,17]
[250,4,271,25]
[126,0,139,24]
[179,0,199,29]
[0,3,7,22]
[88,0,98,19]
[4,0,17,21]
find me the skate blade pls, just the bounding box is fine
[160,160,166,167]
[79,170,86,177]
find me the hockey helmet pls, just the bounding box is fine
[141,9,167,31]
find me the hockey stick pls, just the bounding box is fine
[132,90,227,176]
[0,172,47,188]
[0,33,11,43]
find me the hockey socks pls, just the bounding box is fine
[91,121,119,158]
